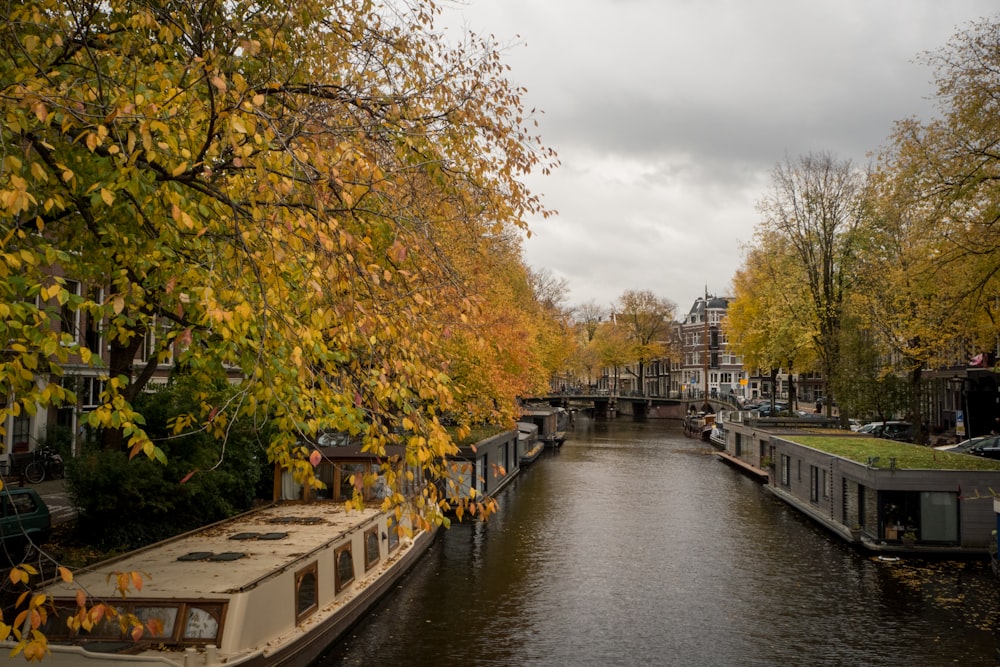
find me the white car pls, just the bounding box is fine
[935,436,995,453]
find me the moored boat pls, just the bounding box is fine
[2,502,435,666]
[517,421,544,466]
[521,405,567,448]
[683,412,715,441]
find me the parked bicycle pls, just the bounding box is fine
[22,445,64,484]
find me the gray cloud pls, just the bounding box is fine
[441,0,998,308]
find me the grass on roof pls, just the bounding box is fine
[789,436,1000,471]
[446,424,511,447]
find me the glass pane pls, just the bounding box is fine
[920,491,958,542]
[134,606,178,638]
[297,571,317,616]
[184,605,221,640]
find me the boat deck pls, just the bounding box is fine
[44,503,382,599]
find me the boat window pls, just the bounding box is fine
[134,605,178,638]
[335,543,354,593]
[183,604,223,640]
[339,463,366,502]
[387,516,400,552]
[295,563,319,624]
[364,527,380,570]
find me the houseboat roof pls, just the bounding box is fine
[783,435,1000,471]
[43,503,383,600]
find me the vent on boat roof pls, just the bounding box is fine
[177,552,214,562]
[268,516,323,525]
[230,531,289,541]
[176,551,248,562]
[207,552,247,562]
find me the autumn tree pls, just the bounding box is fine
[876,17,1000,360]
[612,289,675,397]
[753,152,866,414]
[0,1,557,643]
[725,234,816,411]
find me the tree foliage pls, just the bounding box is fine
[612,289,674,396]
[1,0,556,513]
[751,152,865,412]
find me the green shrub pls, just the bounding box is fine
[66,375,273,551]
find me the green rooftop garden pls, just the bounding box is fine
[789,436,1000,471]
[447,424,512,447]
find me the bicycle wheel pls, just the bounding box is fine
[49,461,64,480]
[23,461,45,484]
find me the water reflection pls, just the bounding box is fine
[318,417,1000,666]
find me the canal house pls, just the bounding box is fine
[717,415,1000,555]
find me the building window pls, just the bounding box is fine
[364,527,380,571]
[294,563,318,623]
[11,412,31,453]
[59,280,81,343]
[335,543,354,593]
[81,377,104,409]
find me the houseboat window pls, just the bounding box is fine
[364,527,380,570]
[387,516,400,552]
[315,463,335,499]
[183,604,223,640]
[335,543,355,593]
[822,469,829,500]
[295,563,319,623]
[780,454,791,486]
[372,470,391,500]
[920,491,959,542]
[339,463,366,502]
[809,466,820,503]
[134,606,178,638]
[734,433,742,457]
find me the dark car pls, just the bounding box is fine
[0,487,51,562]
[969,437,1000,460]
[860,421,913,441]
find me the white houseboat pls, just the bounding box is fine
[2,501,435,666]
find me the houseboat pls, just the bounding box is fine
[521,406,567,448]
[683,411,715,441]
[444,428,521,502]
[517,421,544,466]
[717,415,1000,555]
[2,436,445,665]
[4,502,436,666]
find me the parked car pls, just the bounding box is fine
[0,487,51,562]
[968,437,1000,460]
[750,402,789,417]
[858,420,913,441]
[934,436,992,453]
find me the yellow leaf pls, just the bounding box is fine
[58,566,73,583]
[100,188,115,205]
[171,162,188,177]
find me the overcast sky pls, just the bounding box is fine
[438,0,998,313]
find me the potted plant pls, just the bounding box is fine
[902,531,917,546]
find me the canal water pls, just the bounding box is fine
[317,417,1000,666]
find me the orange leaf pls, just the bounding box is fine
[179,470,197,484]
